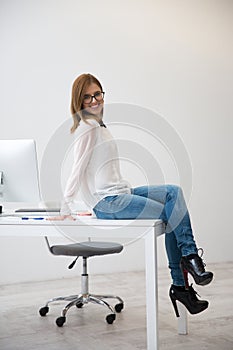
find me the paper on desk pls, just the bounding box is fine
[0,216,47,222]
[0,216,22,221]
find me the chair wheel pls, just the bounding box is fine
[115,302,124,313]
[56,316,66,327]
[39,306,49,316]
[106,313,116,324]
[76,302,84,308]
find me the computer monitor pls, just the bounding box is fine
[0,139,41,203]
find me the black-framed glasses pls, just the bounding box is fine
[83,91,105,104]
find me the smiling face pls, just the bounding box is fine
[70,73,105,133]
[82,83,104,117]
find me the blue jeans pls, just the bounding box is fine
[93,185,198,286]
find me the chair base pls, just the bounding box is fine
[39,292,124,326]
[39,254,124,327]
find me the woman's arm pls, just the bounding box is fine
[47,122,98,221]
[60,123,98,216]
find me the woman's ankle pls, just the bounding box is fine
[171,284,186,291]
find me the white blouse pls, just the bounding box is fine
[60,119,131,215]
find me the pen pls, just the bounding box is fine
[21,217,45,220]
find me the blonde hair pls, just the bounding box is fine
[70,73,103,133]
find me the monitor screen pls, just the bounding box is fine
[0,139,41,202]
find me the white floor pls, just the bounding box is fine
[0,262,232,350]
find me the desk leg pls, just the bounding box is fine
[145,227,159,350]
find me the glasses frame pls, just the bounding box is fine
[83,91,105,105]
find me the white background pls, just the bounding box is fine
[0,0,233,284]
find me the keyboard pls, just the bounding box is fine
[15,208,60,213]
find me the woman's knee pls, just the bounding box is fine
[166,184,182,199]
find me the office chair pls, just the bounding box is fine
[39,237,124,327]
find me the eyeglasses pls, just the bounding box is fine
[83,91,105,104]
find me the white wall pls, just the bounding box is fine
[0,0,233,284]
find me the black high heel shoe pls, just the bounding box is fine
[180,249,213,287]
[169,284,209,317]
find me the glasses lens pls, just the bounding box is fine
[83,92,105,104]
[94,92,104,101]
[83,95,92,104]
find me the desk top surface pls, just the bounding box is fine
[0,211,165,240]
[0,214,163,228]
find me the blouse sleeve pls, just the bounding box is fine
[60,122,98,215]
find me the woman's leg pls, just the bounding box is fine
[165,232,184,286]
[132,185,198,256]
[94,185,212,287]
[132,185,198,285]
[93,193,164,220]
[93,186,212,316]
[133,185,213,287]
[93,186,187,285]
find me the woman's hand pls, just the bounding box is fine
[77,211,92,216]
[46,215,76,221]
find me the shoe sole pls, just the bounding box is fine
[195,275,213,286]
[180,262,214,286]
[185,269,213,286]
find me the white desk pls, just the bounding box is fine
[0,215,187,350]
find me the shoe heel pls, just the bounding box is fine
[182,268,189,289]
[170,292,180,317]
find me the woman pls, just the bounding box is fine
[56,73,213,317]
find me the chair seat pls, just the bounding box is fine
[50,241,123,257]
